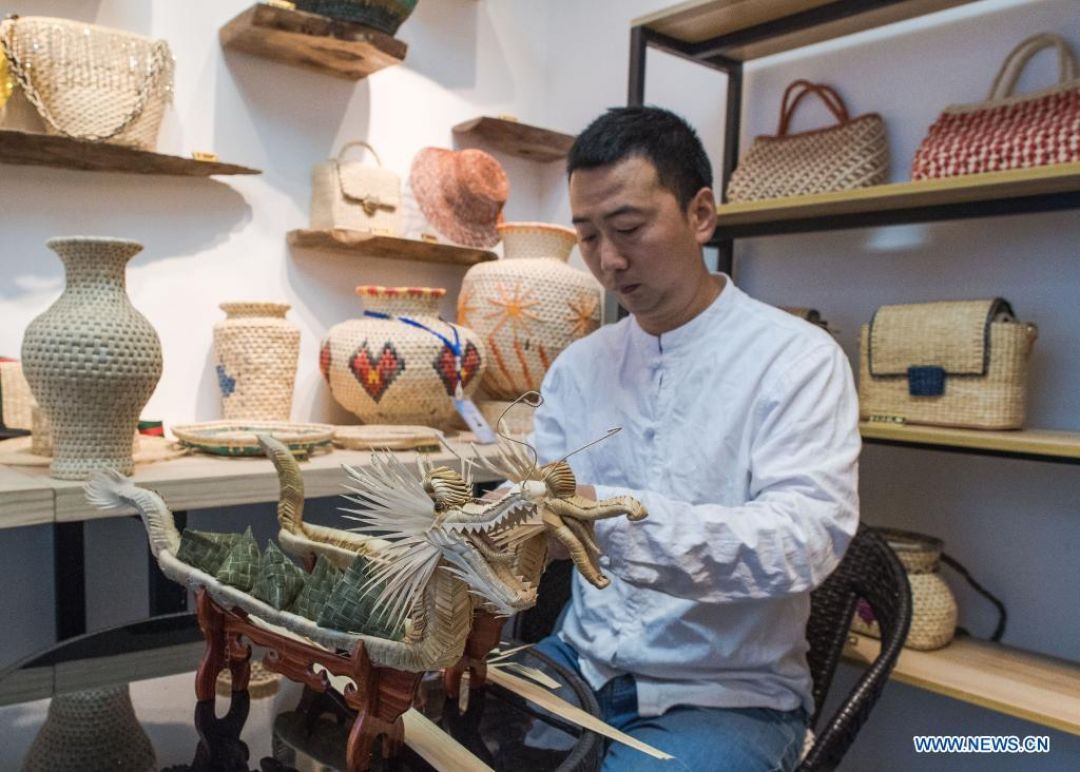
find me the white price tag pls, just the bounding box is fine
[453,398,497,444]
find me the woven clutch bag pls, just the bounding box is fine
[858,298,1038,430]
[0,16,174,150]
[726,80,888,202]
[912,33,1080,179]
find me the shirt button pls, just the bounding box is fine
[644,428,655,441]
[599,555,611,568]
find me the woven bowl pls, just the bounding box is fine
[172,421,333,457]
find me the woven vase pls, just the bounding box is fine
[213,302,300,421]
[20,237,163,480]
[23,685,156,772]
[321,286,486,427]
[852,529,958,651]
[458,223,600,407]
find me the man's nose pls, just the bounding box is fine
[598,237,628,273]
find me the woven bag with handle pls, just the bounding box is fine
[912,32,1080,179]
[310,140,403,235]
[0,16,174,150]
[726,79,889,202]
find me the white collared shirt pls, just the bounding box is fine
[531,275,861,717]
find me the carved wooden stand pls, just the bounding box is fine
[194,589,423,771]
[443,609,506,699]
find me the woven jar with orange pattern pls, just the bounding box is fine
[321,286,486,427]
[458,223,601,410]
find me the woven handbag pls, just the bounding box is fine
[726,80,888,202]
[858,298,1038,430]
[0,16,174,150]
[912,33,1080,179]
[852,528,1006,651]
[310,141,403,235]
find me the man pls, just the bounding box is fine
[530,106,861,771]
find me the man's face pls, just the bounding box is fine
[570,156,713,323]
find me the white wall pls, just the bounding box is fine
[2,0,1079,768]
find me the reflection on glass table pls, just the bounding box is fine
[0,613,602,771]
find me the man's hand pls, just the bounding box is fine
[541,489,648,589]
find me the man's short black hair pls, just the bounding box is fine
[567,106,713,211]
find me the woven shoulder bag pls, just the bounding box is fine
[912,32,1080,179]
[0,16,174,150]
[726,79,888,202]
[309,140,403,235]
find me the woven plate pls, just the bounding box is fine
[332,424,442,451]
[172,421,334,457]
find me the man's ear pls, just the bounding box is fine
[689,187,718,246]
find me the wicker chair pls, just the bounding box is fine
[513,525,912,772]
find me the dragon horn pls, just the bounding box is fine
[258,434,305,535]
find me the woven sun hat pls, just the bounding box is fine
[409,148,509,248]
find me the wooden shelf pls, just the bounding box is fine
[634,0,977,61]
[0,434,505,529]
[844,634,1080,735]
[711,162,1080,239]
[860,423,1080,464]
[220,3,406,80]
[0,129,260,177]
[288,228,497,266]
[453,117,575,162]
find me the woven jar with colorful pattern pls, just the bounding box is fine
[321,286,486,427]
[458,223,601,403]
[213,302,300,421]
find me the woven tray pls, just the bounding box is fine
[332,424,442,451]
[172,421,334,457]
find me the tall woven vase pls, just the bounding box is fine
[20,237,162,480]
[213,302,300,421]
[321,286,486,427]
[23,685,156,772]
[458,223,601,419]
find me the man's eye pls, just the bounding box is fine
[579,233,598,244]
[616,225,640,235]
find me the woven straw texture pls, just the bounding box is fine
[332,424,442,450]
[0,360,34,430]
[23,685,156,772]
[322,286,486,426]
[859,300,1036,430]
[0,17,173,149]
[215,527,261,592]
[252,541,307,610]
[20,237,163,480]
[852,530,957,651]
[310,141,402,234]
[316,554,405,640]
[294,0,418,35]
[913,33,1080,179]
[176,530,242,576]
[459,223,600,400]
[216,660,281,699]
[727,80,888,202]
[291,555,343,621]
[213,302,300,421]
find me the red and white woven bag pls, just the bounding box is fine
[912,33,1080,180]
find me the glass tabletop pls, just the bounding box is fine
[0,614,602,771]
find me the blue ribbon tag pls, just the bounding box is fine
[454,398,497,444]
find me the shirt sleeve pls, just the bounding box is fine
[593,343,861,603]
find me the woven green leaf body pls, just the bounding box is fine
[251,541,307,610]
[317,555,404,640]
[291,556,343,621]
[294,0,418,35]
[176,530,241,575]
[214,527,261,591]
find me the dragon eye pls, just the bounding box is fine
[424,466,470,510]
[542,461,576,497]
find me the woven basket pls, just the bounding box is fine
[294,0,419,35]
[213,302,300,422]
[858,298,1037,430]
[458,222,600,400]
[726,80,888,202]
[0,16,174,150]
[912,33,1080,179]
[852,529,957,651]
[310,141,402,235]
[0,359,35,430]
[322,286,487,427]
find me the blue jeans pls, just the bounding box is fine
[534,635,807,772]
